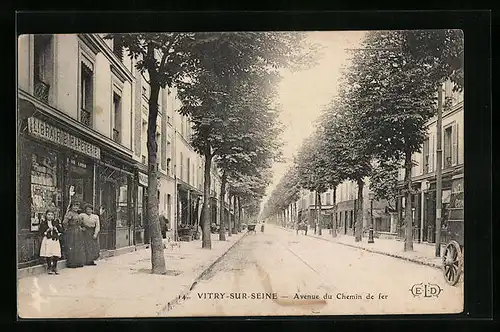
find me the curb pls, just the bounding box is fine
[159,232,248,315]
[277,226,441,270]
[307,233,442,270]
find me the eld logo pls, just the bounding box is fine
[409,283,443,298]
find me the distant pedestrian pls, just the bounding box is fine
[39,208,63,275]
[159,211,168,238]
[79,204,100,266]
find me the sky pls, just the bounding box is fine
[260,31,367,214]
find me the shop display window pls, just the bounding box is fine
[116,174,129,227]
[30,148,62,231]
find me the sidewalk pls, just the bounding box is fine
[279,226,443,269]
[17,232,246,318]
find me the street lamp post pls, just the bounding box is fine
[368,192,375,243]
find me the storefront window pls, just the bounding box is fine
[30,148,62,231]
[116,175,129,227]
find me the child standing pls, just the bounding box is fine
[39,208,63,275]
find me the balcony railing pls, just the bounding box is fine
[34,79,50,103]
[112,128,120,143]
[80,109,91,127]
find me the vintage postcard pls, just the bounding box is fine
[17,29,464,318]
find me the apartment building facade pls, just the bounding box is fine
[17,33,232,268]
[285,180,393,237]
[17,34,138,268]
[396,80,464,244]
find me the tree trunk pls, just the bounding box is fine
[355,179,364,242]
[219,171,227,241]
[146,78,166,274]
[404,150,414,251]
[228,194,233,237]
[314,192,319,235]
[202,148,212,249]
[237,196,242,232]
[332,187,337,238]
[232,195,237,234]
[317,191,322,236]
[233,196,239,234]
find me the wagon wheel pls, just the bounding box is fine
[442,240,463,286]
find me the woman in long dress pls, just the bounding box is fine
[62,201,85,268]
[80,204,100,265]
[39,208,63,274]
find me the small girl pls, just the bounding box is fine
[39,208,63,275]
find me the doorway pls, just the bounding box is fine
[67,156,93,207]
[99,181,117,250]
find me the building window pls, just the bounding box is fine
[187,158,191,184]
[33,35,53,103]
[444,126,453,168]
[156,133,161,168]
[452,124,459,166]
[141,120,147,164]
[180,152,184,181]
[112,92,122,143]
[166,158,171,175]
[116,176,129,228]
[80,62,94,127]
[112,37,123,62]
[326,192,331,206]
[422,138,430,174]
[192,164,195,187]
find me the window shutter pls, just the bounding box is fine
[452,123,459,165]
[429,134,434,173]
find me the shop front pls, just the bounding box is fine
[135,171,148,245]
[95,152,136,252]
[177,181,202,241]
[337,200,356,235]
[18,115,101,268]
[424,176,454,244]
[17,107,137,269]
[210,196,218,233]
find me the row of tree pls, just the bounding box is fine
[261,29,464,251]
[111,32,316,274]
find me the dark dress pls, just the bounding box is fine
[62,211,85,268]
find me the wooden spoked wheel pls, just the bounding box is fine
[442,240,463,286]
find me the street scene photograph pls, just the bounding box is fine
[17,29,464,318]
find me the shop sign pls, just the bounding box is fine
[69,157,88,169]
[28,117,101,159]
[139,172,148,186]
